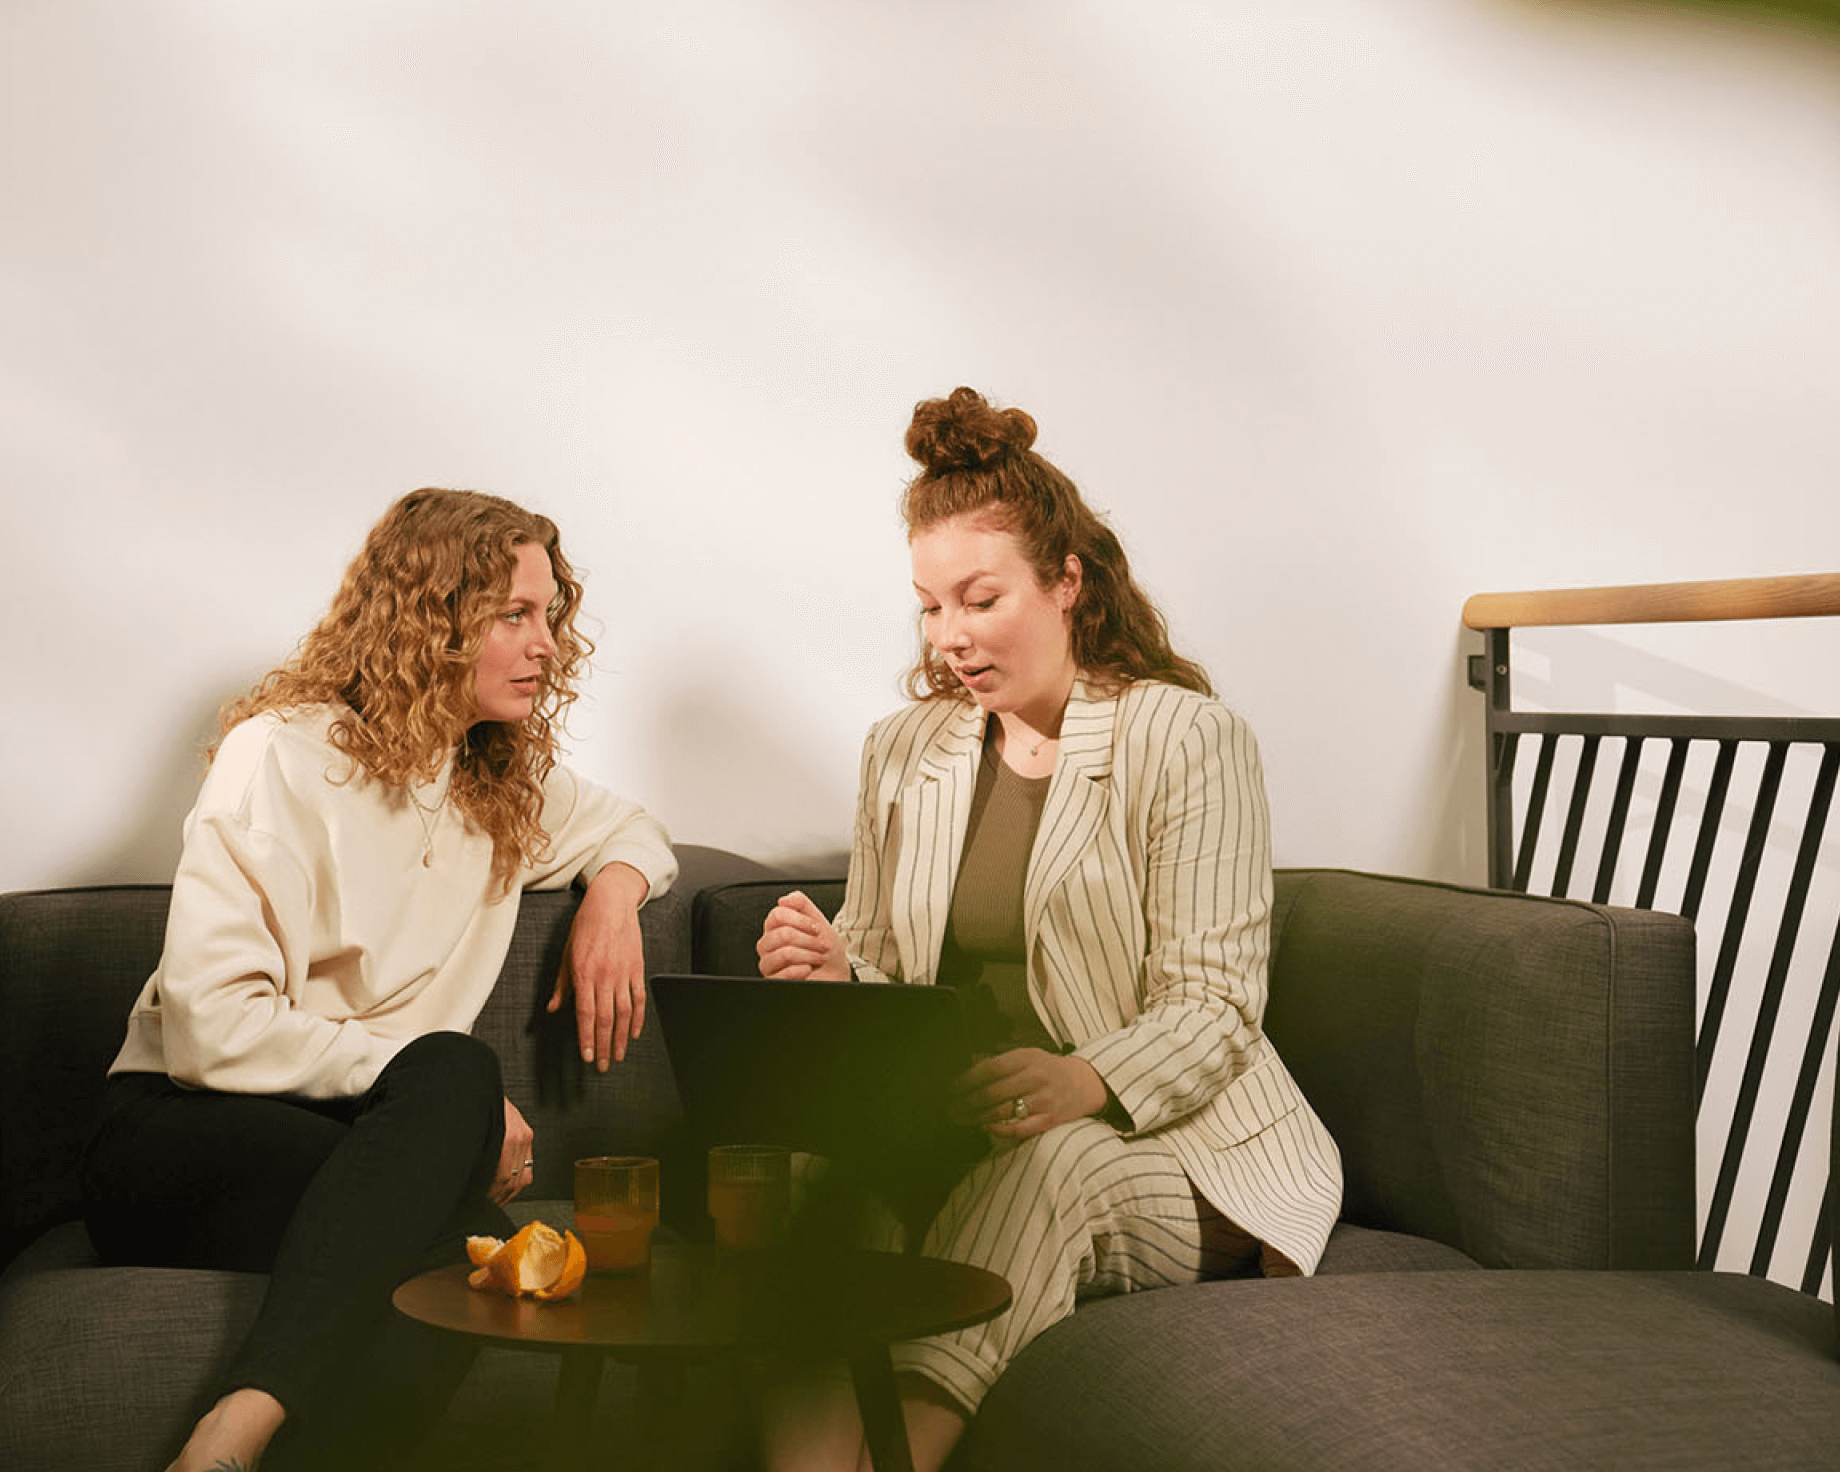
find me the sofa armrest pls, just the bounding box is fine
[1266,869,1697,1271]
[0,885,174,1268]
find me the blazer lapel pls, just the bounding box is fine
[1023,681,1117,947]
[890,699,985,986]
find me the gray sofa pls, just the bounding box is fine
[4,856,1837,1470]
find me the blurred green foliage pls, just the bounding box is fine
[1567,0,1840,33]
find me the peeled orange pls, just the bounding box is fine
[466,1235,502,1269]
[464,1221,585,1302]
[532,1229,587,1301]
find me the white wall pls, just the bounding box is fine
[4,0,1836,896]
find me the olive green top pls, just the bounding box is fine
[937,727,1058,1057]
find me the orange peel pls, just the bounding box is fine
[465,1235,501,1269]
[463,1221,585,1302]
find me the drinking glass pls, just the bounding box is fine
[574,1156,660,1272]
[707,1144,792,1249]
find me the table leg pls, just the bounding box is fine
[552,1349,603,1468]
[849,1347,915,1472]
[636,1362,686,1469]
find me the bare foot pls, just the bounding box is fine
[166,1388,286,1472]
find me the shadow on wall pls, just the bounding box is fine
[1407,632,1493,887]
[64,675,858,894]
[640,678,854,877]
[64,683,243,890]
[1500,624,1840,901]
[1513,626,1834,720]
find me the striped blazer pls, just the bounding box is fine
[833,679,1343,1274]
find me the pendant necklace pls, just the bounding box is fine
[408,776,450,867]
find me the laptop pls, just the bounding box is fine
[649,973,987,1166]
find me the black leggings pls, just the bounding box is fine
[81,1031,513,1461]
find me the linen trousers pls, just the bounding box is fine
[888,1118,1262,1416]
[81,1030,513,1467]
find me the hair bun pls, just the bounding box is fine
[905,386,1037,474]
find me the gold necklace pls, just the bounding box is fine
[407,779,449,868]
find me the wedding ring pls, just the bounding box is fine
[1012,1096,1029,1121]
[522,1159,535,1171]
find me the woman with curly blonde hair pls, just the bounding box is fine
[82,488,677,1472]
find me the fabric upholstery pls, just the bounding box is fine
[0,882,691,1266]
[0,1215,746,1472]
[0,847,755,1472]
[4,858,1826,1472]
[693,869,1699,1273]
[0,885,174,1267]
[478,888,695,1212]
[1312,1222,1481,1274]
[1263,870,1696,1270]
[0,1222,265,1472]
[0,843,774,1266]
[962,1269,1840,1472]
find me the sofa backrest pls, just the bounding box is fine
[1265,869,1698,1271]
[693,867,1702,1274]
[468,887,697,1219]
[9,858,1707,1279]
[0,863,704,1266]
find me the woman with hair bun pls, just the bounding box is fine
[758,388,1342,1470]
[83,488,677,1472]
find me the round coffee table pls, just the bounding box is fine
[394,1242,1011,1471]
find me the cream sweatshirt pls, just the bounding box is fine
[110,705,678,1099]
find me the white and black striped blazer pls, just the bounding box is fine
[833,678,1343,1274]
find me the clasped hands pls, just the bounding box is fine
[759,890,1108,1138]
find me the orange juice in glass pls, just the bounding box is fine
[707,1145,792,1249]
[574,1156,659,1272]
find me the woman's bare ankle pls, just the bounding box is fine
[167,1388,286,1472]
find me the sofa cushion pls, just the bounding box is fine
[0,1213,574,1472]
[1313,1222,1479,1274]
[961,1269,1840,1472]
[0,1216,747,1472]
[0,1221,266,1472]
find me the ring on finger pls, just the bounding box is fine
[1011,1096,1030,1121]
